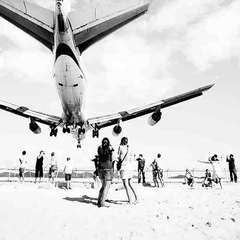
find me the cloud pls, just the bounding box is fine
[183,0,240,70]
[144,0,240,71]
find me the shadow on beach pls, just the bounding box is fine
[63,195,127,206]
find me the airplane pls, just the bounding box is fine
[0,0,214,148]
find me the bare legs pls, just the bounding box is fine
[122,178,138,204]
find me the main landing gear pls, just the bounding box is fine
[62,126,70,133]
[50,126,58,137]
[92,129,99,138]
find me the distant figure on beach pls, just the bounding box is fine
[202,169,212,187]
[209,154,222,187]
[92,155,100,188]
[35,151,45,183]
[97,137,114,207]
[19,150,27,182]
[64,157,73,190]
[184,169,194,187]
[226,154,237,183]
[48,152,58,184]
[155,153,164,187]
[117,137,138,204]
[150,159,159,187]
[136,154,145,184]
[199,155,222,188]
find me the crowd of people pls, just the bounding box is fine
[17,139,238,207]
[18,150,73,189]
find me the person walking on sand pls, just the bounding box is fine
[35,151,45,183]
[117,137,138,204]
[97,137,114,208]
[136,154,146,184]
[19,150,27,183]
[226,154,237,183]
[64,157,73,190]
[150,159,159,187]
[48,152,58,184]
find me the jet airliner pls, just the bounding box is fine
[0,0,213,147]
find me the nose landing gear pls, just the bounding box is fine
[50,126,58,137]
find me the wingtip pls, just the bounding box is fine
[201,83,215,92]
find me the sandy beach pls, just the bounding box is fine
[0,182,239,240]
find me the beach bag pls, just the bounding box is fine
[117,160,122,171]
[117,147,128,171]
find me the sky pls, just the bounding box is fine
[0,0,239,170]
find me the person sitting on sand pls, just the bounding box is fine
[63,157,73,190]
[97,137,115,207]
[150,159,159,187]
[117,137,138,204]
[184,169,194,187]
[202,169,212,187]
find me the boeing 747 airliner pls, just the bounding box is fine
[0,0,213,147]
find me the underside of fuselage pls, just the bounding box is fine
[53,3,86,127]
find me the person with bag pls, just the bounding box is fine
[97,137,114,207]
[117,137,138,204]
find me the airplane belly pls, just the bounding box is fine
[54,55,86,120]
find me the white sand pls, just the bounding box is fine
[0,182,240,240]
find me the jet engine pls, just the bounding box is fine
[112,124,122,136]
[29,120,41,134]
[148,110,162,126]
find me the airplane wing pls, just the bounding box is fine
[0,99,62,126]
[68,0,150,52]
[0,0,54,50]
[87,84,214,129]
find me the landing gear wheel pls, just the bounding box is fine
[50,127,58,137]
[78,128,85,135]
[92,129,99,138]
[77,144,81,148]
[63,126,71,134]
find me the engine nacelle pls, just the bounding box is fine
[148,110,162,126]
[112,125,122,136]
[29,120,41,134]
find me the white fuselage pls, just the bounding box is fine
[53,1,86,127]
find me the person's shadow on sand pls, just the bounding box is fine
[63,195,127,206]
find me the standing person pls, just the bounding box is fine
[226,154,237,183]
[19,150,27,183]
[150,159,159,187]
[97,137,114,208]
[92,155,100,188]
[48,152,58,184]
[35,151,45,183]
[63,157,73,190]
[136,154,146,184]
[155,153,164,187]
[117,137,138,204]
